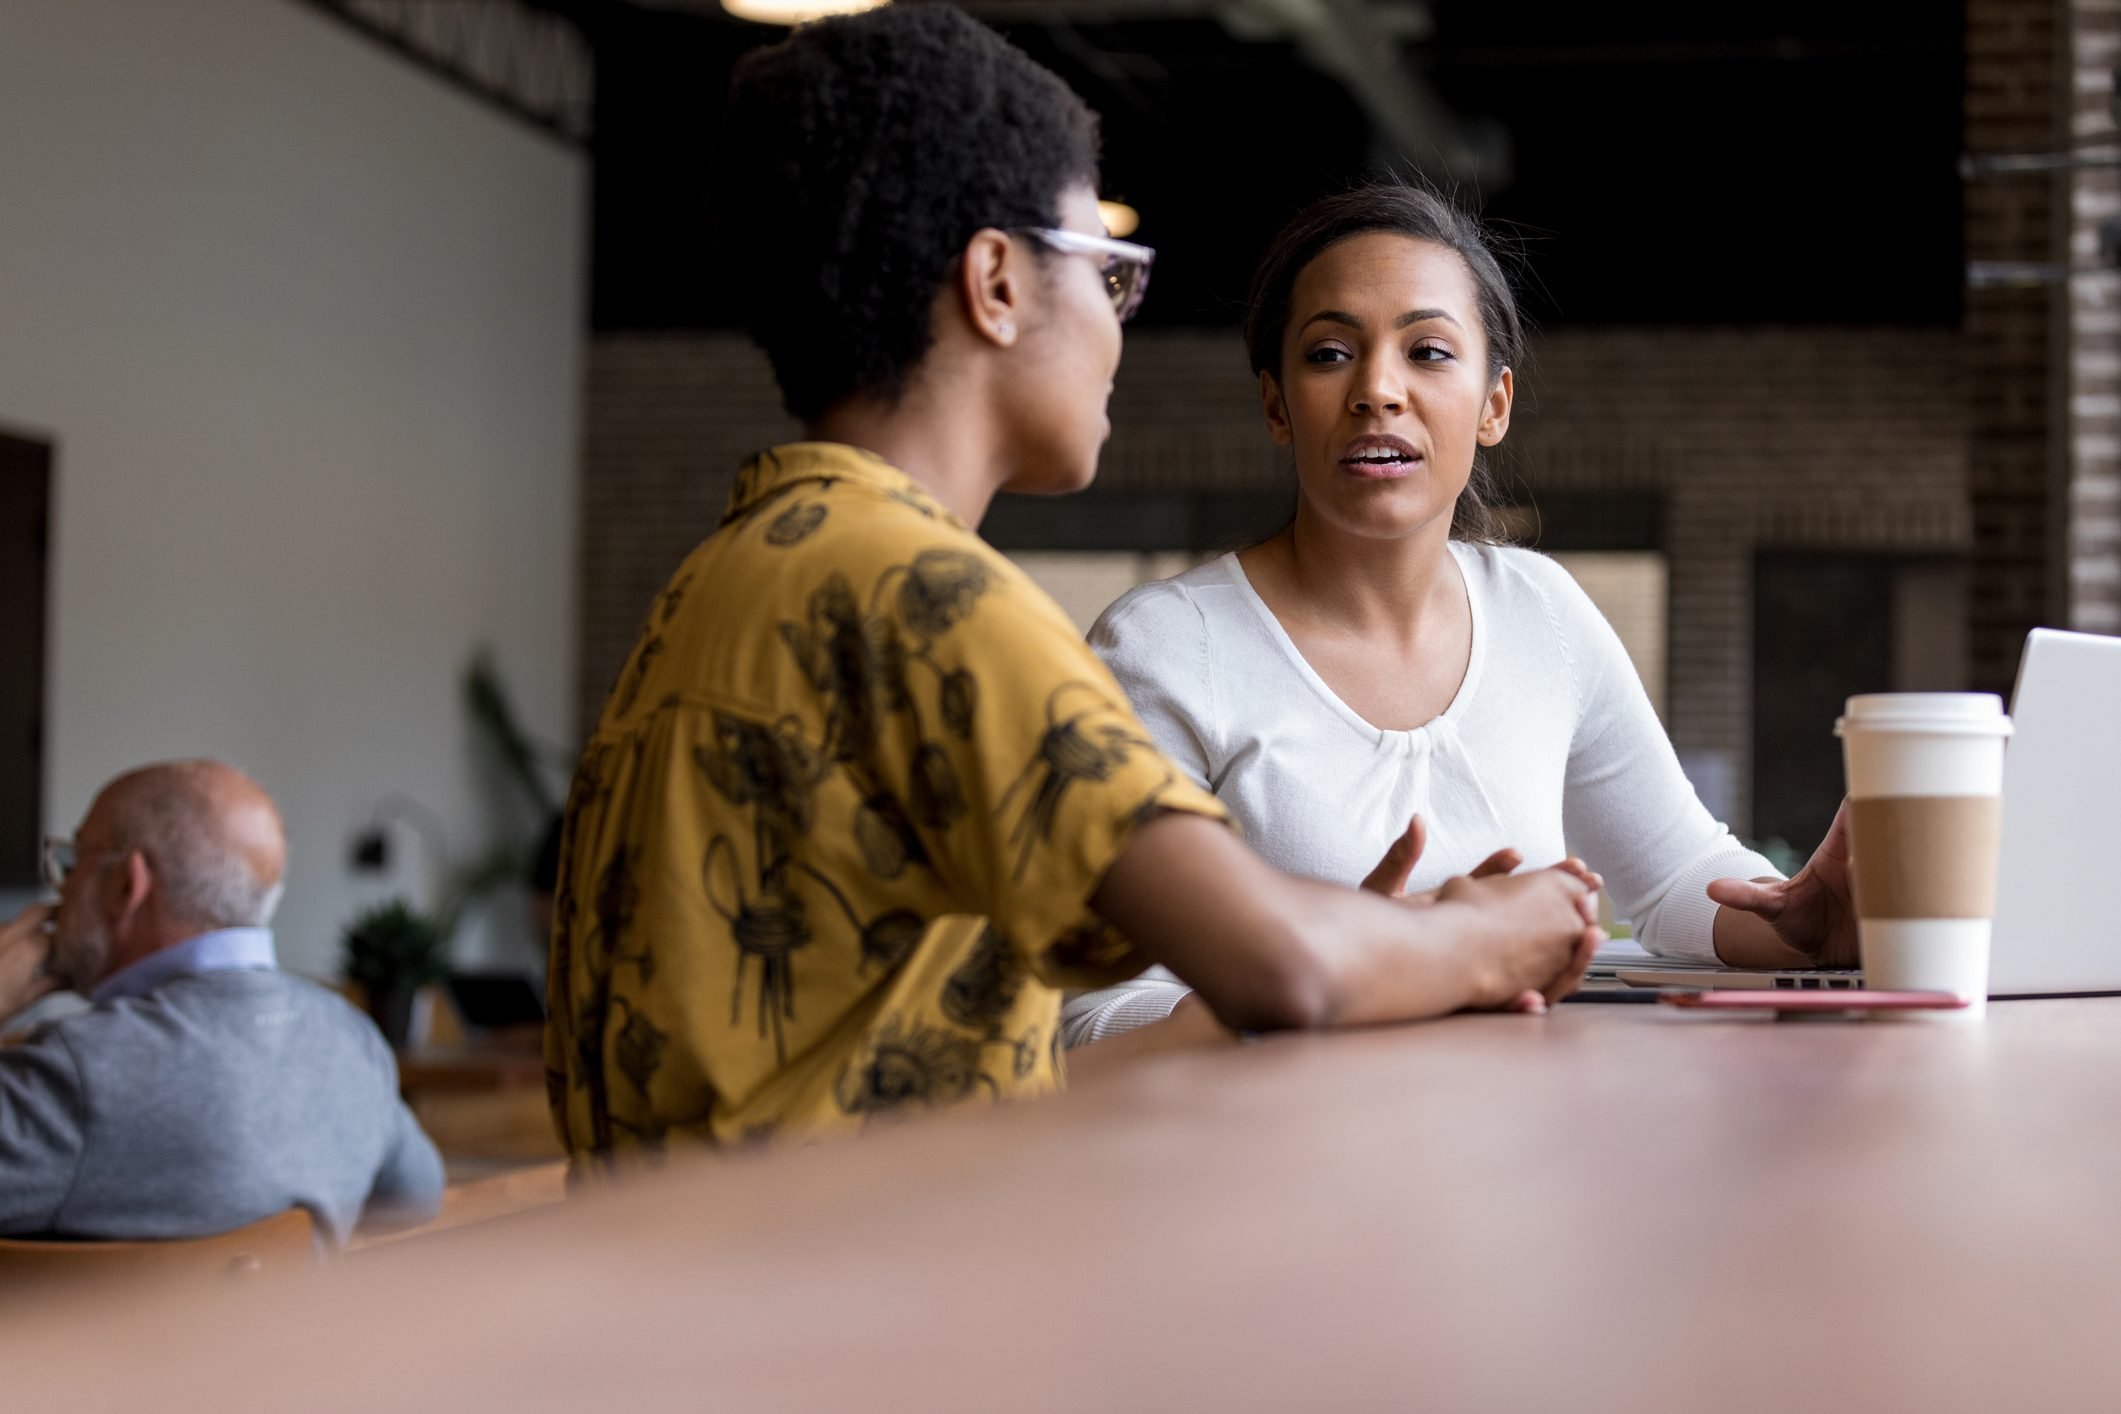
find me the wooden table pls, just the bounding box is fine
[10,1000,2121,1411]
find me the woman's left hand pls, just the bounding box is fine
[1360,814,1524,901]
[1706,798,1861,968]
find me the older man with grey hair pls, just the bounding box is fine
[0,760,443,1247]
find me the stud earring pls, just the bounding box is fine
[998,322,1014,339]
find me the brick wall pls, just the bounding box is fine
[570,1,2084,842]
[2073,0,2121,632]
[578,327,1966,831]
[1967,0,2068,687]
[575,337,797,732]
[574,332,1280,732]
[1514,330,1969,830]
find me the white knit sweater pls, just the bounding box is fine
[1062,543,1776,1047]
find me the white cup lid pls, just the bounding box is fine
[1835,692,2012,736]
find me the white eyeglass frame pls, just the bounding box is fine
[41,833,127,891]
[41,834,77,891]
[1017,227,1156,323]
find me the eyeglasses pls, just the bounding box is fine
[41,835,76,890]
[1018,228,1156,324]
[41,834,124,891]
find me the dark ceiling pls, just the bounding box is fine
[563,0,1964,331]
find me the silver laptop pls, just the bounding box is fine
[1607,628,2121,996]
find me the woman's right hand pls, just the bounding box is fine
[1428,869,1604,1013]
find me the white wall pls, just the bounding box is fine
[0,0,585,976]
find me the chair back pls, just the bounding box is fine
[0,1207,315,1295]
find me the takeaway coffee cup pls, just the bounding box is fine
[1834,694,2013,1016]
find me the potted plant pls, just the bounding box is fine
[337,652,567,1046]
[342,899,448,1049]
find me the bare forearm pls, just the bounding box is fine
[1091,815,1480,1032]
[1091,816,1327,1030]
[1094,813,1600,1033]
[1277,878,1489,1024]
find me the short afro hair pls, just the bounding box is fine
[720,5,1101,422]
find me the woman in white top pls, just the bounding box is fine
[1063,185,1858,1052]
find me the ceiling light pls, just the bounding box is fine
[1098,201,1141,238]
[721,0,888,26]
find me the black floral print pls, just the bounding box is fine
[610,634,664,718]
[573,985,614,1149]
[547,442,1228,1156]
[695,712,830,876]
[939,669,977,739]
[885,487,940,521]
[942,925,1025,1036]
[896,549,990,640]
[658,571,695,625]
[704,835,814,1065]
[834,1018,990,1117]
[858,909,925,974]
[1044,920,1135,977]
[613,998,671,1097]
[998,682,1159,879]
[594,847,640,950]
[907,743,966,831]
[722,448,786,522]
[765,502,827,546]
[779,575,909,761]
[853,792,927,879]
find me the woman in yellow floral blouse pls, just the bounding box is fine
[545,4,1605,1161]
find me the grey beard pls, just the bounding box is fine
[50,921,109,997]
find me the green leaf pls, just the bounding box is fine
[464,649,560,816]
[341,898,448,994]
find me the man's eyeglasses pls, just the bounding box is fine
[41,835,123,891]
[41,835,78,891]
[1019,228,1155,324]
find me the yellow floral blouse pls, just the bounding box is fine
[545,442,1227,1158]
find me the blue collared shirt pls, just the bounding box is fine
[90,927,278,1006]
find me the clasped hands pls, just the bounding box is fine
[1356,814,1604,1014]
